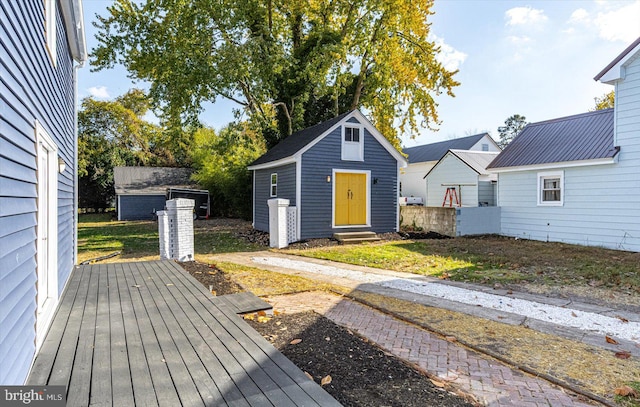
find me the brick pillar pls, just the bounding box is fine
[157,210,170,260]
[267,198,290,248]
[165,198,195,261]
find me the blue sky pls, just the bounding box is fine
[78,0,640,147]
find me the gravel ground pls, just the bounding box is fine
[250,256,640,344]
[179,261,475,407]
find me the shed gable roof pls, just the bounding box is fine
[402,133,492,164]
[114,166,197,194]
[487,109,618,170]
[425,150,499,179]
[248,110,406,169]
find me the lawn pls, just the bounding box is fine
[287,235,640,297]
[77,214,263,264]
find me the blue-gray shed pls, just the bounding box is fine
[248,110,407,240]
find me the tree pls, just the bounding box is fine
[497,114,528,149]
[190,123,265,219]
[91,0,459,149]
[78,90,172,210]
[591,90,615,111]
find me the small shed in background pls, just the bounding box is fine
[114,167,209,220]
[424,150,499,207]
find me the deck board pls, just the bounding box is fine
[27,260,340,407]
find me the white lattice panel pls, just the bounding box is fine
[286,207,297,243]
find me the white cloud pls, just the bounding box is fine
[569,8,590,24]
[507,35,531,45]
[505,6,548,26]
[432,35,467,71]
[88,86,110,99]
[594,1,640,43]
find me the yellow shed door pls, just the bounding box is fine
[335,173,367,226]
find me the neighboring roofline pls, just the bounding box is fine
[423,149,498,179]
[488,154,619,173]
[247,156,297,171]
[248,110,408,170]
[60,0,87,63]
[594,37,640,83]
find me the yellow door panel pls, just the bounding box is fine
[334,172,367,226]
[335,173,350,225]
[349,173,367,225]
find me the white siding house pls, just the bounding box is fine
[400,134,499,202]
[487,38,640,252]
[425,150,499,207]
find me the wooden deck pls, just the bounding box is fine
[27,260,340,406]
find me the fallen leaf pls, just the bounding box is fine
[614,351,631,359]
[571,311,578,317]
[257,316,271,323]
[606,336,619,344]
[243,314,255,321]
[275,321,281,326]
[445,336,457,342]
[304,372,313,380]
[430,379,446,388]
[614,385,638,397]
[290,338,302,345]
[257,310,267,317]
[325,337,331,341]
[617,316,629,323]
[208,271,216,275]
[321,375,332,386]
[273,310,281,316]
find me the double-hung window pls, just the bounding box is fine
[270,173,277,197]
[537,171,563,206]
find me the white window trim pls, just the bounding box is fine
[341,124,364,161]
[270,173,277,197]
[331,169,371,229]
[537,171,564,206]
[35,121,59,350]
[45,0,57,66]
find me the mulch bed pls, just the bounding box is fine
[179,261,475,407]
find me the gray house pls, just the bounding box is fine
[114,166,207,220]
[248,110,407,240]
[0,0,86,384]
[487,36,640,252]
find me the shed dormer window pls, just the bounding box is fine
[341,124,364,161]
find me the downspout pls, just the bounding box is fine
[73,60,84,266]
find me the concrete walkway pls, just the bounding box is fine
[213,251,640,406]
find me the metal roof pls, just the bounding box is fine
[249,111,352,166]
[402,133,491,163]
[114,167,198,195]
[487,109,618,169]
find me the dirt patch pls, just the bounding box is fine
[179,261,243,295]
[179,261,474,407]
[246,311,475,407]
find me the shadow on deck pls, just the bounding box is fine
[27,260,340,406]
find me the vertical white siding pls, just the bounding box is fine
[399,161,434,200]
[425,154,479,207]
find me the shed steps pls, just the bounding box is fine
[333,231,380,244]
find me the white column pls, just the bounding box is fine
[165,198,195,262]
[157,210,170,260]
[267,198,290,248]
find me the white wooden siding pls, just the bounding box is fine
[399,161,434,200]
[425,154,479,207]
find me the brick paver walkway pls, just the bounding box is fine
[264,292,596,407]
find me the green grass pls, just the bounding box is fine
[78,214,262,264]
[287,237,640,293]
[615,381,640,407]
